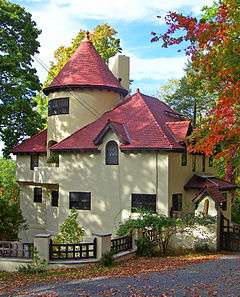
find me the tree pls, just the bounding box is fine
[152,0,240,180]
[54,209,85,243]
[36,23,122,120]
[159,65,216,126]
[0,157,25,240]
[0,0,44,157]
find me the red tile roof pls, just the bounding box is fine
[192,187,227,203]
[12,130,47,154]
[185,174,237,191]
[51,91,191,152]
[43,38,128,96]
[166,121,191,142]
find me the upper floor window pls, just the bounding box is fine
[30,154,39,170]
[34,187,42,203]
[48,98,69,116]
[131,194,156,213]
[51,191,59,207]
[69,192,91,210]
[209,156,214,167]
[181,152,187,166]
[202,156,206,172]
[105,141,119,165]
[192,155,196,172]
[172,193,182,211]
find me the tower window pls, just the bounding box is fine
[48,98,69,116]
[30,154,39,170]
[105,141,119,165]
[34,187,42,203]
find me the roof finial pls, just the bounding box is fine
[136,88,140,93]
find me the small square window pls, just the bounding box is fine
[48,98,69,116]
[172,193,182,211]
[131,194,156,212]
[69,192,91,210]
[181,152,187,166]
[30,155,39,170]
[51,191,59,207]
[34,187,42,203]
[192,155,196,172]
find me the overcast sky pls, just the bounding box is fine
[2,0,213,155]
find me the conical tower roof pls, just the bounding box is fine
[43,34,128,96]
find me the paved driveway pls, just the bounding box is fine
[13,256,240,297]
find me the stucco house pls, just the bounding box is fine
[12,34,236,242]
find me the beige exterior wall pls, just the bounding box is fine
[47,90,122,144]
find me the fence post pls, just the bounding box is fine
[93,233,112,260]
[132,230,138,250]
[34,233,51,263]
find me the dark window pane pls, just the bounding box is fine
[30,154,39,170]
[69,192,91,210]
[192,155,196,172]
[131,194,156,212]
[51,191,59,207]
[34,187,42,203]
[48,98,69,116]
[202,156,206,172]
[181,152,187,166]
[172,193,182,211]
[106,141,119,165]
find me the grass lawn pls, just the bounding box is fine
[0,253,220,295]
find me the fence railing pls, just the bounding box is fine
[0,241,33,259]
[220,214,240,251]
[49,238,97,260]
[111,235,132,254]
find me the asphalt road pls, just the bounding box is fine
[13,255,240,297]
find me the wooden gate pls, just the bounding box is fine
[220,214,240,251]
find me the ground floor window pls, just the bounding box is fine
[69,192,91,210]
[34,187,42,203]
[131,194,156,212]
[51,191,59,207]
[172,193,182,211]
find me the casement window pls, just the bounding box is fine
[48,98,69,116]
[209,156,213,167]
[51,191,59,207]
[69,192,91,210]
[202,156,206,172]
[30,154,39,170]
[34,187,42,203]
[105,141,119,165]
[181,152,187,166]
[172,193,183,211]
[192,155,196,172]
[131,194,156,212]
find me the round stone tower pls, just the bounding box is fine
[43,33,128,146]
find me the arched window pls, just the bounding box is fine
[105,141,119,165]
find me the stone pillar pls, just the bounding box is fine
[93,233,112,260]
[34,233,51,262]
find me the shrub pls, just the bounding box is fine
[101,251,115,267]
[194,242,210,253]
[54,209,85,243]
[17,249,47,274]
[136,236,154,257]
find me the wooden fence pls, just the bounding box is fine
[111,235,132,254]
[49,238,97,260]
[220,214,240,251]
[0,241,33,259]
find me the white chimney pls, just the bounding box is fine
[109,54,130,91]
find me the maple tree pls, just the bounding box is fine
[152,0,240,181]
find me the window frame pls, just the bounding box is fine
[131,193,156,213]
[181,152,187,166]
[51,190,59,207]
[34,187,42,203]
[48,97,69,116]
[69,192,91,210]
[172,193,183,212]
[105,141,119,165]
[30,154,39,170]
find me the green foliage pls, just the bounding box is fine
[194,242,210,252]
[232,190,240,224]
[100,251,115,267]
[54,209,85,243]
[118,211,216,255]
[0,157,25,240]
[0,0,44,156]
[17,249,47,274]
[136,237,154,257]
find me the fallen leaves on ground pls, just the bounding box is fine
[0,253,219,296]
